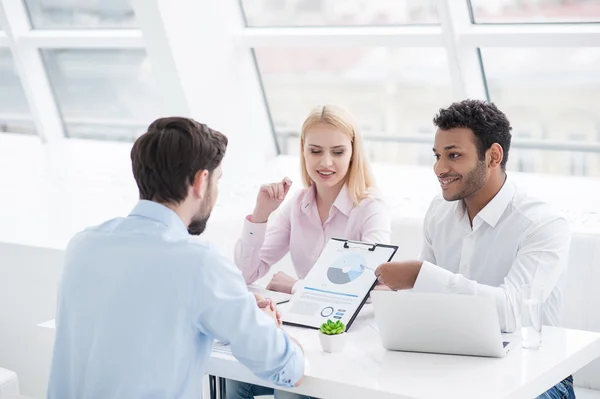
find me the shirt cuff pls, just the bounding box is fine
[413,261,453,293]
[241,216,268,246]
[291,279,303,295]
[272,334,305,388]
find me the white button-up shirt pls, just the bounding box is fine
[414,178,571,333]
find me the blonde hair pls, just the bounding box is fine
[299,105,376,206]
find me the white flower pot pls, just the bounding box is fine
[319,332,347,353]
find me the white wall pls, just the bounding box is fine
[0,243,63,399]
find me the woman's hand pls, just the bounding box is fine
[266,271,298,294]
[250,177,292,223]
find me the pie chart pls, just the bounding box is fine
[327,253,367,284]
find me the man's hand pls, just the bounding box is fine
[374,260,423,290]
[266,271,298,294]
[372,284,391,291]
[254,293,282,327]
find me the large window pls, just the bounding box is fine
[481,47,600,176]
[255,47,453,165]
[23,0,136,29]
[42,49,159,141]
[469,0,600,24]
[245,1,600,177]
[0,50,36,135]
[239,0,440,27]
[1,0,599,178]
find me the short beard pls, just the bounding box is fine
[188,215,210,236]
[187,171,216,236]
[188,179,213,235]
[448,160,487,201]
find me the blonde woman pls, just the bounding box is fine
[226,105,391,399]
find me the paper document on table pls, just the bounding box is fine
[282,238,397,331]
[247,285,292,304]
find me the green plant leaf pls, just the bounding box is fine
[320,319,346,335]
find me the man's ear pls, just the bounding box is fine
[192,170,210,200]
[487,143,504,169]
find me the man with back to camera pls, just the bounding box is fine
[375,100,573,398]
[47,117,305,398]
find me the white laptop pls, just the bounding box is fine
[371,290,513,358]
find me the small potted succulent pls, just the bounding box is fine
[318,319,347,353]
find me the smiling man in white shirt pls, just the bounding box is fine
[375,99,574,399]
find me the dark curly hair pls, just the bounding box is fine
[433,99,512,169]
[131,117,228,204]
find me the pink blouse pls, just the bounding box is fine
[234,184,391,287]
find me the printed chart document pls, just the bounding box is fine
[282,238,397,330]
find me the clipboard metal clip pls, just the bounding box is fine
[343,240,377,251]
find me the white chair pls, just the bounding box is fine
[576,387,600,399]
[0,368,19,399]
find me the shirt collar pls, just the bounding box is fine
[128,200,189,235]
[476,178,516,228]
[332,184,354,216]
[453,177,516,229]
[465,178,516,230]
[299,185,316,215]
[300,184,353,217]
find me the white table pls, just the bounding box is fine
[38,304,600,399]
[206,305,600,399]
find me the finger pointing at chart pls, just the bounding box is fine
[283,239,398,329]
[375,261,423,291]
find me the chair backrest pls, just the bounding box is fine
[561,232,600,390]
[0,360,20,398]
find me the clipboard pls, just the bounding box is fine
[282,238,398,331]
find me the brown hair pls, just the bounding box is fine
[131,117,228,204]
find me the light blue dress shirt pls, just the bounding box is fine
[48,200,304,399]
